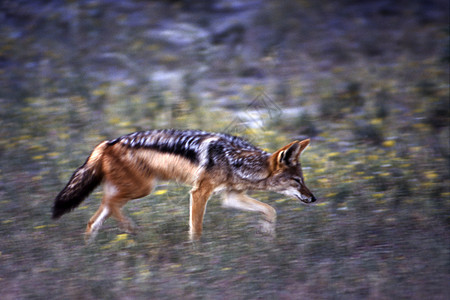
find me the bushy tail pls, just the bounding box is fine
[52,142,108,219]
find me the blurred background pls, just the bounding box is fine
[0,0,449,298]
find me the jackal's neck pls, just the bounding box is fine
[225,151,274,190]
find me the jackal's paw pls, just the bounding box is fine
[188,229,203,242]
[84,231,98,244]
[120,221,138,235]
[259,219,276,237]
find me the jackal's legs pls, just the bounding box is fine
[85,196,140,242]
[189,180,215,240]
[222,191,277,236]
[109,199,137,234]
[85,203,111,242]
[84,178,154,242]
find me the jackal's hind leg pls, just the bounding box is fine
[103,178,154,236]
[85,204,111,243]
[109,200,137,234]
[222,191,277,236]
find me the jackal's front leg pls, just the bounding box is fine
[222,191,277,236]
[189,180,215,241]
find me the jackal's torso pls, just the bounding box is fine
[106,129,271,189]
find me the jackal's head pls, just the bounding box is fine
[268,139,316,204]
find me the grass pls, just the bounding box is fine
[1,92,448,298]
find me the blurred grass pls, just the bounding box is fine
[0,0,449,299]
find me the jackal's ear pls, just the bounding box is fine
[298,139,310,154]
[272,139,311,169]
[276,139,310,167]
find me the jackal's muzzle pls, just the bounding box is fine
[297,193,316,203]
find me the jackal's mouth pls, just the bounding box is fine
[296,194,316,204]
[281,189,316,204]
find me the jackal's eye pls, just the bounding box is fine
[293,178,302,186]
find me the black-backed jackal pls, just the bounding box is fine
[52,129,316,241]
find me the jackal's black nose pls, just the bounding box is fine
[311,195,317,202]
